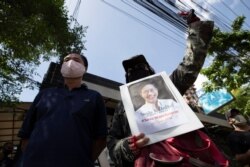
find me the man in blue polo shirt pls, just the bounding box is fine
[18,53,107,167]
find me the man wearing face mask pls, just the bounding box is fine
[18,53,107,167]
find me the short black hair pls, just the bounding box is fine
[230,108,240,116]
[138,80,157,92]
[80,54,88,70]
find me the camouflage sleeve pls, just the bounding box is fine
[107,103,135,166]
[170,21,214,95]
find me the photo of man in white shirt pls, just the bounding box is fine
[129,76,188,134]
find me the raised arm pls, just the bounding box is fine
[170,20,214,95]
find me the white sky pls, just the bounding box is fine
[19,0,250,102]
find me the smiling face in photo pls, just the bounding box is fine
[140,84,158,104]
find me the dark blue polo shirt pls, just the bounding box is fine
[18,85,107,167]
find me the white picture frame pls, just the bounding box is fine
[120,71,204,145]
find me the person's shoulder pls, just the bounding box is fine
[136,104,148,113]
[37,87,61,95]
[84,87,101,95]
[229,130,246,137]
[83,86,103,98]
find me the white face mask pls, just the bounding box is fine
[60,60,86,78]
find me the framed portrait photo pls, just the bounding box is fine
[120,71,204,145]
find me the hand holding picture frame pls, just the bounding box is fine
[120,71,204,145]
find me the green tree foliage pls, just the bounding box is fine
[201,16,250,92]
[0,0,86,102]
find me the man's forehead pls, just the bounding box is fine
[142,84,156,90]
